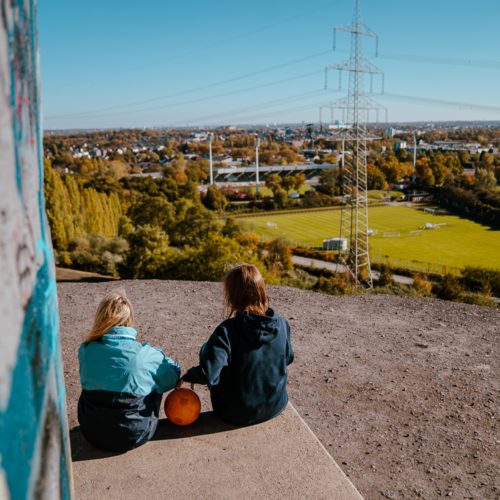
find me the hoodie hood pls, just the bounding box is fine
[240,308,280,344]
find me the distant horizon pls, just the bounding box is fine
[39,0,500,129]
[44,119,500,134]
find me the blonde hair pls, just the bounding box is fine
[85,289,134,343]
[224,264,269,318]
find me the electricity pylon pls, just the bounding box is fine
[324,0,385,288]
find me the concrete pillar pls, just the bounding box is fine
[0,1,72,498]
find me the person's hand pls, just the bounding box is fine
[176,378,194,390]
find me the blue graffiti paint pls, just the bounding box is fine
[0,245,71,500]
[0,0,71,497]
[0,263,54,497]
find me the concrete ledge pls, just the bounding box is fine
[71,404,362,499]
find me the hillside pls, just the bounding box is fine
[58,281,499,499]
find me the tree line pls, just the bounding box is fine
[43,161,295,282]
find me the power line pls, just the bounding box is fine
[47,86,500,128]
[377,52,500,69]
[331,45,500,69]
[46,50,331,120]
[55,2,335,91]
[47,70,324,120]
[381,93,500,114]
[166,89,329,126]
[177,92,500,126]
[49,90,500,128]
[170,99,334,126]
[45,44,500,125]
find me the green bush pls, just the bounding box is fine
[59,234,128,277]
[312,274,354,295]
[461,266,500,296]
[460,292,497,308]
[292,246,336,262]
[371,282,419,297]
[279,268,318,290]
[433,273,465,301]
[376,264,394,287]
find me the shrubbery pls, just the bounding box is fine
[291,246,336,262]
[58,235,128,277]
[432,274,464,301]
[312,274,355,295]
[460,292,496,307]
[412,273,433,296]
[377,264,394,287]
[460,266,500,297]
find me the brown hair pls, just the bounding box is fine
[85,289,134,343]
[224,264,269,318]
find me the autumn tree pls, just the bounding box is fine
[119,225,177,279]
[265,173,281,190]
[170,201,218,246]
[475,168,497,190]
[202,185,228,211]
[378,155,414,184]
[367,164,387,190]
[175,233,243,281]
[281,173,305,192]
[318,168,341,196]
[221,218,242,238]
[266,237,293,272]
[415,157,435,188]
[128,196,176,232]
[425,153,451,186]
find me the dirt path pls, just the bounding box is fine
[291,255,415,285]
[58,281,499,499]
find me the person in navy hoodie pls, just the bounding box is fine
[78,289,180,451]
[181,264,294,426]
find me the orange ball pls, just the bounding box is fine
[164,388,201,426]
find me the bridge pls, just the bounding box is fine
[214,163,339,182]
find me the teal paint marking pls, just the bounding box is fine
[0,0,71,497]
[0,223,71,500]
[0,265,54,497]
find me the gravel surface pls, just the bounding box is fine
[58,280,499,499]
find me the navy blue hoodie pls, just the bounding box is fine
[183,308,294,425]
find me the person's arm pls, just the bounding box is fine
[145,345,181,393]
[285,320,294,366]
[182,326,231,388]
[181,343,207,385]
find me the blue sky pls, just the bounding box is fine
[39,0,500,129]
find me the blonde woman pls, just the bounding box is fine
[78,289,180,451]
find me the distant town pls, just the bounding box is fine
[44,122,499,187]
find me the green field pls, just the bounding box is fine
[237,206,500,273]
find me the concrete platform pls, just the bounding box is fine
[71,404,363,500]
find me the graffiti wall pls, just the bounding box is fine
[0,0,71,498]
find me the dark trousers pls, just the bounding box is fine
[78,390,162,452]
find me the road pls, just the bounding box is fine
[292,255,414,285]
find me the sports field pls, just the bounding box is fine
[237,205,500,272]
